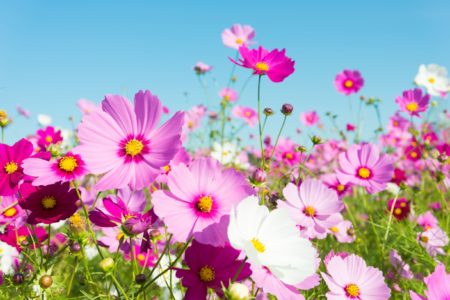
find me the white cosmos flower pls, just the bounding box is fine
[228,196,317,285]
[211,142,249,169]
[0,240,18,274]
[37,114,52,126]
[414,64,450,97]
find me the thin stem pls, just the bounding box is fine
[110,274,129,300]
[220,101,227,163]
[384,193,399,242]
[268,115,288,164]
[256,75,265,168]
[67,259,79,296]
[231,257,248,283]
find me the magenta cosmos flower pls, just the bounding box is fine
[19,182,78,225]
[300,111,320,127]
[232,105,258,127]
[0,139,50,196]
[278,178,343,240]
[36,126,63,149]
[334,70,364,95]
[395,88,430,117]
[22,152,87,186]
[337,143,394,194]
[75,90,184,191]
[321,254,391,299]
[221,24,255,49]
[410,264,450,300]
[0,195,26,227]
[231,46,295,83]
[151,157,253,246]
[176,240,251,300]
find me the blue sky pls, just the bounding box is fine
[1,0,449,145]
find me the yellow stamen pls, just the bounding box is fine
[344,80,354,88]
[59,156,78,172]
[428,77,435,84]
[406,102,418,112]
[394,208,402,215]
[255,62,269,72]
[336,184,345,192]
[235,38,243,45]
[330,226,339,233]
[251,238,265,253]
[400,202,406,208]
[345,284,360,297]
[116,232,124,241]
[45,136,53,143]
[357,167,371,179]
[4,162,18,174]
[41,196,57,209]
[137,253,146,261]
[304,206,315,217]
[285,153,293,160]
[196,195,213,213]
[125,139,144,156]
[3,207,17,217]
[162,165,171,173]
[410,152,418,158]
[198,265,215,282]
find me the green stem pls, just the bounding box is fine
[256,75,265,169]
[268,115,288,164]
[384,193,399,242]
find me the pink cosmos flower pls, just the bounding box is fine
[389,250,413,280]
[219,88,238,102]
[322,173,352,198]
[0,224,47,252]
[387,198,410,221]
[274,138,303,166]
[231,46,295,83]
[155,147,190,184]
[232,106,258,127]
[176,240,251,300]
[334,70,364,95]
[337,143,394,194]
[300,111,320,127]
[321,254,391,299]
[0,195,26,227]
[395,88,430,117]
[417,211,438,231]
[183,105,207,133]
[75,90,184,191]
[36,126,63,149]
[409,264,450,300]
[77,99,98,115]
[278,178,343,239]
[346,123,356,132]
[193,62,212,75]
[329,215,355,243]
[16,105,30,118]
[151,158,253,246]
[22,152,87,186]
[124,244,156,268]
[418,227,449,257]
[221,24,255,49]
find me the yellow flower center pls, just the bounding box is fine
[255,62,269,72]
[198,265,215,282]
[345,284,360,297]
[400,202,406,208]
[410,152,418,158]
[244,111,252,117]
[304,206,315,217]
[223,94,231,101]
[59,156,78,172]
[428,77,435,84]
[344,80,354,88]
[285,152,293,160]
[137,253,146,261]
[116,232,124,241]
[45,135,53,143]
[69,213,85,227]
[41,196,57,209]
[406,102,418,112]
[330,226,339,233]
[357,167,371,179]
[3,206,17,217]
[251,238,265,253]
[162,165,171,173]
[421,235,428,243]
[394,208,402,215]
[125,139,144,156]
[4,162,18,174]
[336,184,345,192]
[196,195,213,213]
[235,38,243,45]
[17,235,27,244]
[187,121,194,129]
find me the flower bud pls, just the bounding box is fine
[263,107,274,116]
[135,273,146,284]
[296,145,307,153]
[281,103,293,115]
[70,241,81,253]
[13,273,25,285]
[99,257,114,272]
[69,213,86,234]
[310,135,322,145]
[252,168,266,184]
[39,275,53,289]
[227,282,251,300]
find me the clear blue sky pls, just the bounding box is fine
[1,1,449,145]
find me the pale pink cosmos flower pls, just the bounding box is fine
[321,254,391,299]
[417,211,439,231]
[418,227,449,257]
[389,249,413,280]
[395,88,430,117]
[337,143,394,194]
[232,106,258,127]
[193,62,212,75]
[300,111,320,127]
[410,264,450,300]
[75,90,185,191]
[183,105,207,133]
[277,178,343,240]
[329,215,355,243]
[151,158,253,246]
[219,88,238,102]
[334,70,364,95]
[77,99,98,115]
[222,24,255,49]
[16,105,30,118]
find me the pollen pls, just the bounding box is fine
[116,232,124,241]
[357,167,372,179]
[344,80,354,88]
[59,156,78,172]
[125,139,144,156]
[251,238,265,253]
[41,196,57,209]
[3,206,17,217]
[198,265,215,282]
[4,161,18,174]
[196,195,213,213]
[304,206,316,217]
[345,283,360,297]
[69,213,86,233]
[406,102,418,112]
[255,62,269,72]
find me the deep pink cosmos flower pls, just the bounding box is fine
[278,178,343,240]
[300,111,320,127]
[19,182,78,225]
[151,158,253,246]
[0,195,26,227]
[0,225,47,252]
[231,46,295,83]
[395,88,430,117]
[75,90,184,191]
[337,143,394,194]
[36,126,63,149]
[221,24,255,49]
[387,198,411,221]
[232,105,258,127]
[410,264,450,300]
[22,152,87,186]
[321,254,391,299]
[334,70,364,95]
[219,88,238,102]
[274,138,303,166]
[124,244,156,268]
[0,139,50,196]
[176,240,251,300]
[322,173,352,199]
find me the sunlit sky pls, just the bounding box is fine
[1,0,449,144]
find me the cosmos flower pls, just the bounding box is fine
[337,143,394,194]
[36,126,63,150]
[219,88,238,102]
[232,106,258,127]
[75,90,184,191]
[389,250,413,280]
[0,225,47,252]
[321,254,391,299]
[193,62,212,75]
[416,211,439,231]
[124,244,156,268]
[155,147,190,184]
[418,227,449,257]
[231,46,295,83]
[334,70,364,95]
[414,64,450,97]
[176,240,251,300]
[16,105,30,118]
[322,173,352,198]
[387,198,410,221]
[22,152,87,186]
[0,195,26,227]
[77,99,98,115]
[37,114,52,127]
[221,24,255,49]
[329,215,356,243]
[152,158,253,246]
[19,182,78,225]
[395,88,430,117]
[300,111,320,127]
[278,178,343,239]
[183,105,207,134]
[0,241,18,274]
[409,264,450,300]
[228,196,317,285]
[274,138,303,166]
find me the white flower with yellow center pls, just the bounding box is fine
[414,64,450,97]
[211,142,249,169]
[0,240,19,274]
[37,114,52,126]
[228,196,317,285]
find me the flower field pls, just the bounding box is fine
[0,23,449,300]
